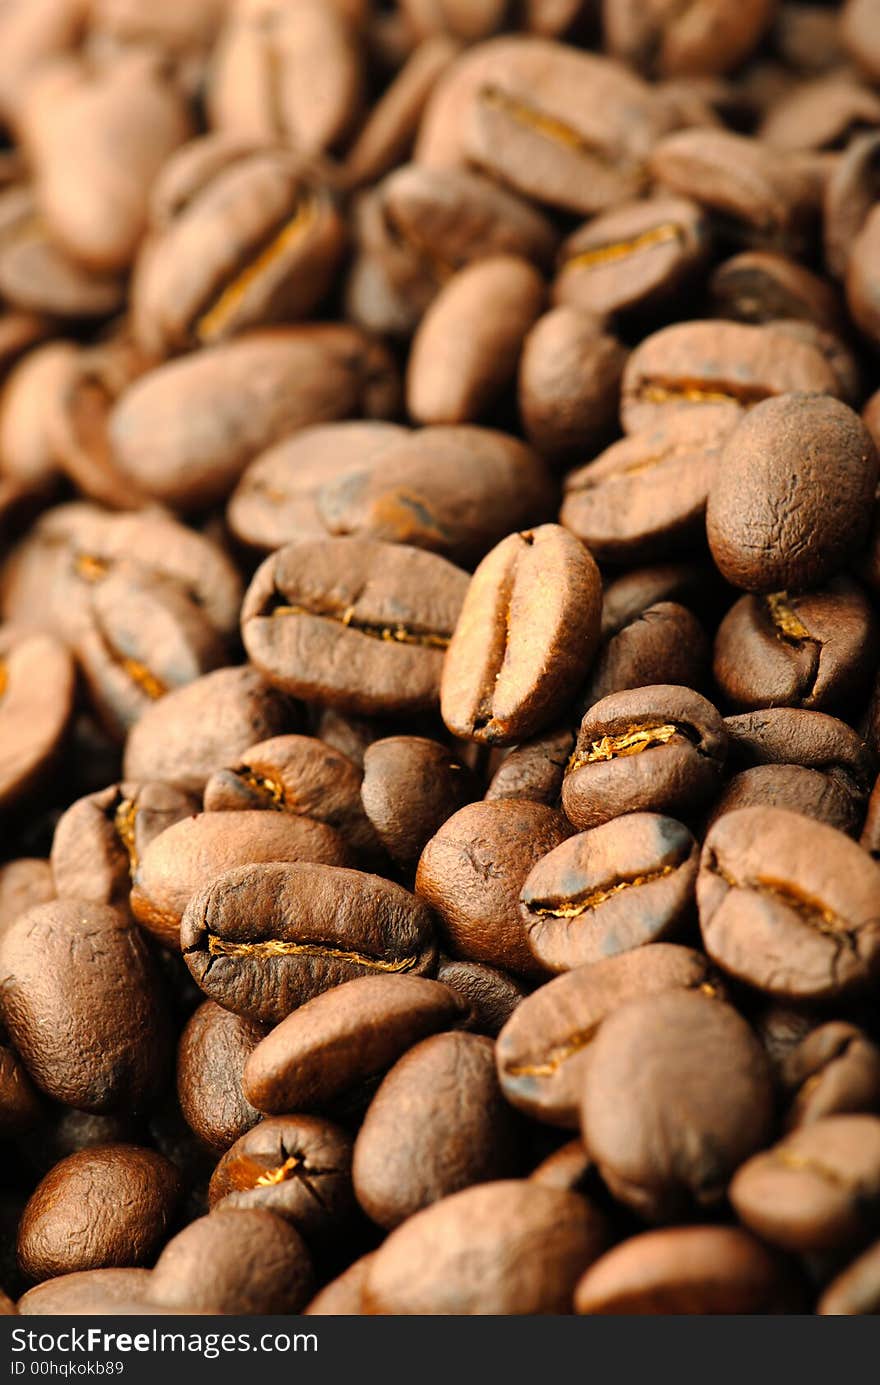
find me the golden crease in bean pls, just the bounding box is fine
[205,934,419,972]
[120,656,167,700]
[233,765,288,810]
[638,383,745,406]
[477,85,621,168]
[75,552,110,583]
[0,662,7,701]
[505,1025,598,1079]
[269,601,450,649]
[570,723,679,771]
[707,852,848,938]
[113,796,139,871]
[255,1155,303,1187]
[564,222,685,272]
[765,591,811,642]
[196,194,318,343]
[525,864,677,919]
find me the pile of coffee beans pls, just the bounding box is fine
[2,0,880,1319]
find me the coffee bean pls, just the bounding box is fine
[484,724,574,807]
[17,1145,182,1282]
[362,1180,607,1314]
[563,684,727,830]
[528,1139,592,1193]
[497,943,721,1128]
[731,1115,880,1253]
[581,989,774,1220]
[781,1022,880,1130]
[521,813,699,972]
[17,1268,153,1316]
[208,1115,355,1240]
[604,0,774,78]
[823,131,880,280]
[146,1208,314,1314]
[416,799,573,975]
[182,865,440,1026]
[303,1253,374,1316]
[0,901,171,1113]
[360,736,477,867]
[707,764,863,836]
[819,1240,880,1316]
[0,860,53,943]
[242,975,464,1113]
[242,537,468,717]
[0,627,74,809]
[698,807,880,1001]
[581,602,709,709]
[176,1001,266,1155]
[847,204,880,348]
[710,251,842,331]
[435,956,526,1036]
[518,306,626,463]
[574,1226,797,1314]
[842,0,880,82]
[0,1041,42,1136]
[353,1031,520,1228]
[441,525,602,745]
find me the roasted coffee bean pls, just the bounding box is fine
[518,307,626,463]
[823,132,880,281]
[698,807,880,1001]
[51,781,198,907]
[574,1226,797,1315]
[146,1209,314,1315]
[416,799,573,976]
[603,0,773,78]
[819,1240,880,1316]
[759,74,880,154]
[416,39,674,216]
[715,580,878,715]
[16,1146,182,1283]
[363,1180,606,1314]
[441,525,601,745]
[17,1268,153,1317]
[435,957,526,1036]
[582,602,709,710]
[863,775,880,859]
[562,412,732,563]
[131,810,350,950]
[109,327,399,509]
[0,901,171,1113]
[497,943,722,1129]
[528,1139,592,1193]
[724,708,874,793]
[553,197,710,322]
[242,538,468,717]
[0,627,74,810]
[242,975,464,1113]
[600,563,709,639]
[731,1115,880,1254]
[303,1253,373,1316]
[581,990,774,1221]
[710,252,842,331]
[521,814,699,973]
[847,204,880,348]
[0,860,53,942]
[0,189,124,323]
[0,341,74,491]
[353,1031,520,1228]
[707,765,863,837]
[208,1115,355,1240]
[204,734,377,856]
[707,395,878,594]
[182,864,439,1026]
[176,1002,267,1155]
[0,1041,42,1136]
[360,737,476,867]
[207,0,362,156]
[650,129,817,254]
[484,724,575,807]
[132,137,347,356]
[781,1022,880,1130]
[842,0,880,82]
[563,685,727,830]
[621,321,840,435]
[407,255,545,425]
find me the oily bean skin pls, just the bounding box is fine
[562,685,727,831]
[781,1023,880,1130]
[435,957,526,1037]
[363,1180,607,1315]
[706,764,863,838]
[16,1146,182,1284]
[416,799,573,977]
[574,1226,797,1315]
[496,943,722,1129]
[724,708,874,793]
[581,602,709,710]
[580,990,774,1222]
[0,901,171,1114]
[242,975,465,1115]
[176,1002,266,1155]
[242,538,469,718]
[713,580,878,714]
[698,807,880,1002]
[518,306,626,464]
[360,737,477,868]
[0,628,75,810]
[521,814,699,973]
[353,1032,521,1229]
[130,810,351,951]
[146,1209,314,1315]
[730,1115,880,1255]
[181,864,440,1027]
[208,1115,355,1241]
[441,525,602,746]
[707,395,878,594]
[484,724,575,807]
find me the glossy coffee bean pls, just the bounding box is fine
[242,975,465,1114]
[563,685,727,830]
[484,724,574,807]
[435,957,526,1037]
[360,736,476,867]
[581,602,709,710]
[441,525,602,745]
[0,627,75,810]
[707,764,863,837]
[176,1001,266,1154]
[17,1146,182,1283]
[497,943,722,1129]
[699,807,880,1001]
[518,306,626,464]
[521,814,699,972]
[781,1022,880,1130]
